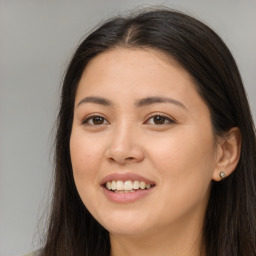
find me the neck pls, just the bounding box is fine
[110,219,205,256]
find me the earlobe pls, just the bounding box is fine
[212,127,241,181]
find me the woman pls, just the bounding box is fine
[32,8,255,256]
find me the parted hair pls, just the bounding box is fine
[40,8,256,256]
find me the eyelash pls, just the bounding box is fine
[82,114,109,126]
[82,113,175,126]
[145,113,175,125]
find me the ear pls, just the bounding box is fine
[212,127,241,181]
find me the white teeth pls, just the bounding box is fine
[111,181,117,190]
[133,181,140,189]
[105,180,154,191]
[140,181,146,189]
[114,190,135,193]
[124,180,133,190]
[145,183,151,189]
[116,180,124,190]
[106,182,112,190]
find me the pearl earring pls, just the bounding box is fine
[219,171,226,179]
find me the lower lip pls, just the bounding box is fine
[102,186,155,203]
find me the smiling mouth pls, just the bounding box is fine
[104,180,156,193]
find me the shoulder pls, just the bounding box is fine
[23,250,41,256]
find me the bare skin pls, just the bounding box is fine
[70,48,241,256]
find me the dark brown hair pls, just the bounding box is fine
[41,8,256,256]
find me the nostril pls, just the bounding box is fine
[125,157,135,161]
[106,147,144,164]
[108,157,115,163]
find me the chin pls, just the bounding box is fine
[107,224,150,237]
[96,211,155,237]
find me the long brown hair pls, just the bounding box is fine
[41,8,256,256]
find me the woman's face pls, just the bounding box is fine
[70,48,221,237]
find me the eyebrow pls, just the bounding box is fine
[77,96,112,107]
[77,96,187,110]
[135,96,187,109]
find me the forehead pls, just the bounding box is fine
[75,47,212,128]
[76,47,198,99]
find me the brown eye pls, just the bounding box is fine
[92,116,104,125]
[145,114,174,125]
[83,115,108,125]
[153,115,166,124]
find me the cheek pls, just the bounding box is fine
[149,131,215,172]
[148,127,216,206]
[69,130,104,197]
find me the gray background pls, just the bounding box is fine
[1,0,255,255]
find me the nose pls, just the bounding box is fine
[105,124,144,165]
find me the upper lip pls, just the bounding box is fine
[100,172,156,185]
